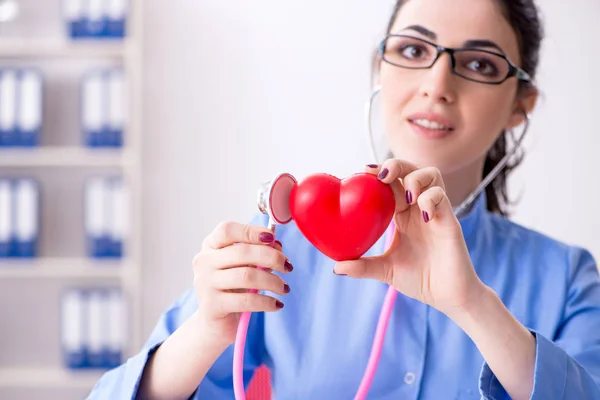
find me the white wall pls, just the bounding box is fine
[141,0,600,337]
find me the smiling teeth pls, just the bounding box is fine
[412,119,450,130]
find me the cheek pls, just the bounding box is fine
[464,89,516,144]
[378,68,417,122]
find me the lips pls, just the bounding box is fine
[407,112,455,131]
[406,111,456,139]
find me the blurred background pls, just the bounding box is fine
[0,0,597,399]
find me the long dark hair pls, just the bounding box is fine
[376,0,544,217]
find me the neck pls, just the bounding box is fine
[442,158,486,210]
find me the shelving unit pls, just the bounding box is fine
[0,39,127,59]
[0,257,126,279]
[0,367,106,389]
[0,146,134,167]
[0,1,144,399]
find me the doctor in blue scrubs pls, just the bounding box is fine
[88,0,600,399]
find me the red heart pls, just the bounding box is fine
[289,172,395,261]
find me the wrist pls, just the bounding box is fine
[190,311,235,351]
[442,282,497,330]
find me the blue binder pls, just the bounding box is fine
[82,0,107,39]
[85,177,110,258]
[63,0,86,38]
[106,69,125,148]
[106,0,128,38]
[12,178,39,258]
[82,70,106,147]
[106,288,125,368]
[0,69,18,147]
[0,179,12,257]
[61,288,88,369]
[16,69,43,147]
[85,288,108,368]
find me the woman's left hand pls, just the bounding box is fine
[333,159,486,317]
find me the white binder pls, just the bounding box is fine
[85,177,110,257]
[82,70,106,147]
[17,69,43,146]
[61,288,87,368]
[0,69,18,146]
[107,69,127,147]
[13,178,39,257]
[0,179,12,256]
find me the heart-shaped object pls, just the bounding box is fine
[289,172,395,261]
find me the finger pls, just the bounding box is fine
[403,167,445,206]
[365,162,410,214]
[213,267,291,296]
[333,250,396,285]
[216,292,285,314]
[202,221,275,250]
[376,158,419,183]
[214,243,293,274]
[416,186,457,227]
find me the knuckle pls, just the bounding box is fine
[238,267,255,285]
[266,248,284,269]
[242,223,254,242]
[217,220,236,239]
[239,293,252,310]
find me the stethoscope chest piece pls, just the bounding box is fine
[257,172,297,225]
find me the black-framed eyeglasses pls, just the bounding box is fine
[379,34,531,85]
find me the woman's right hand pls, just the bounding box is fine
[191,221,293,346]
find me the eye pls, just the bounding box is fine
[465,58,499,77]
[400,44,429,60]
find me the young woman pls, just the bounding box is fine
[88,0,600,399]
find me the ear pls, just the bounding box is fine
[506,86,538,129]
[371,48,383,87]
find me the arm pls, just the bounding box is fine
[449,285,536,400]
[452,247,600,400]
[136,311,231,400]
[86,289,266,400]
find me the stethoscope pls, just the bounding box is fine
[232,86,531,400]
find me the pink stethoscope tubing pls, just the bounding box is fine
[233,222,397,400]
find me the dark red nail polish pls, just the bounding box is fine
[378,168,389,180]
[260,232,274,243]
[274,240,282,248]
[367,164,378,168]
[284,260,294,272]
[284,284,291,293]
[423,211,430,223]
[406,191,413,204]
[276,300,285,309]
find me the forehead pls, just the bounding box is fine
[390,0,521,62]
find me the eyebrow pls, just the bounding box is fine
[400,25,506,54]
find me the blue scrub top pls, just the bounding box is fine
[87,193,600,399]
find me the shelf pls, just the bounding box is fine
[0,39,127,59]
[0,257,125,279]
[0,367,105,389]
[0,147,134,168]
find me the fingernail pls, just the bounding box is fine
[284,260,294,272]
[406,191,412,204]
[377,168,389,180]
[260,232,274,243]
[367,164,378,168]
[284,284,291,293]
[276,300,285,309]
[333,269,347,276]
[423,211,430,223]
[274,240,282,248]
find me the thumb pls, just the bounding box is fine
[333,254,394,285]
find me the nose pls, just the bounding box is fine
[418,52,456,104]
